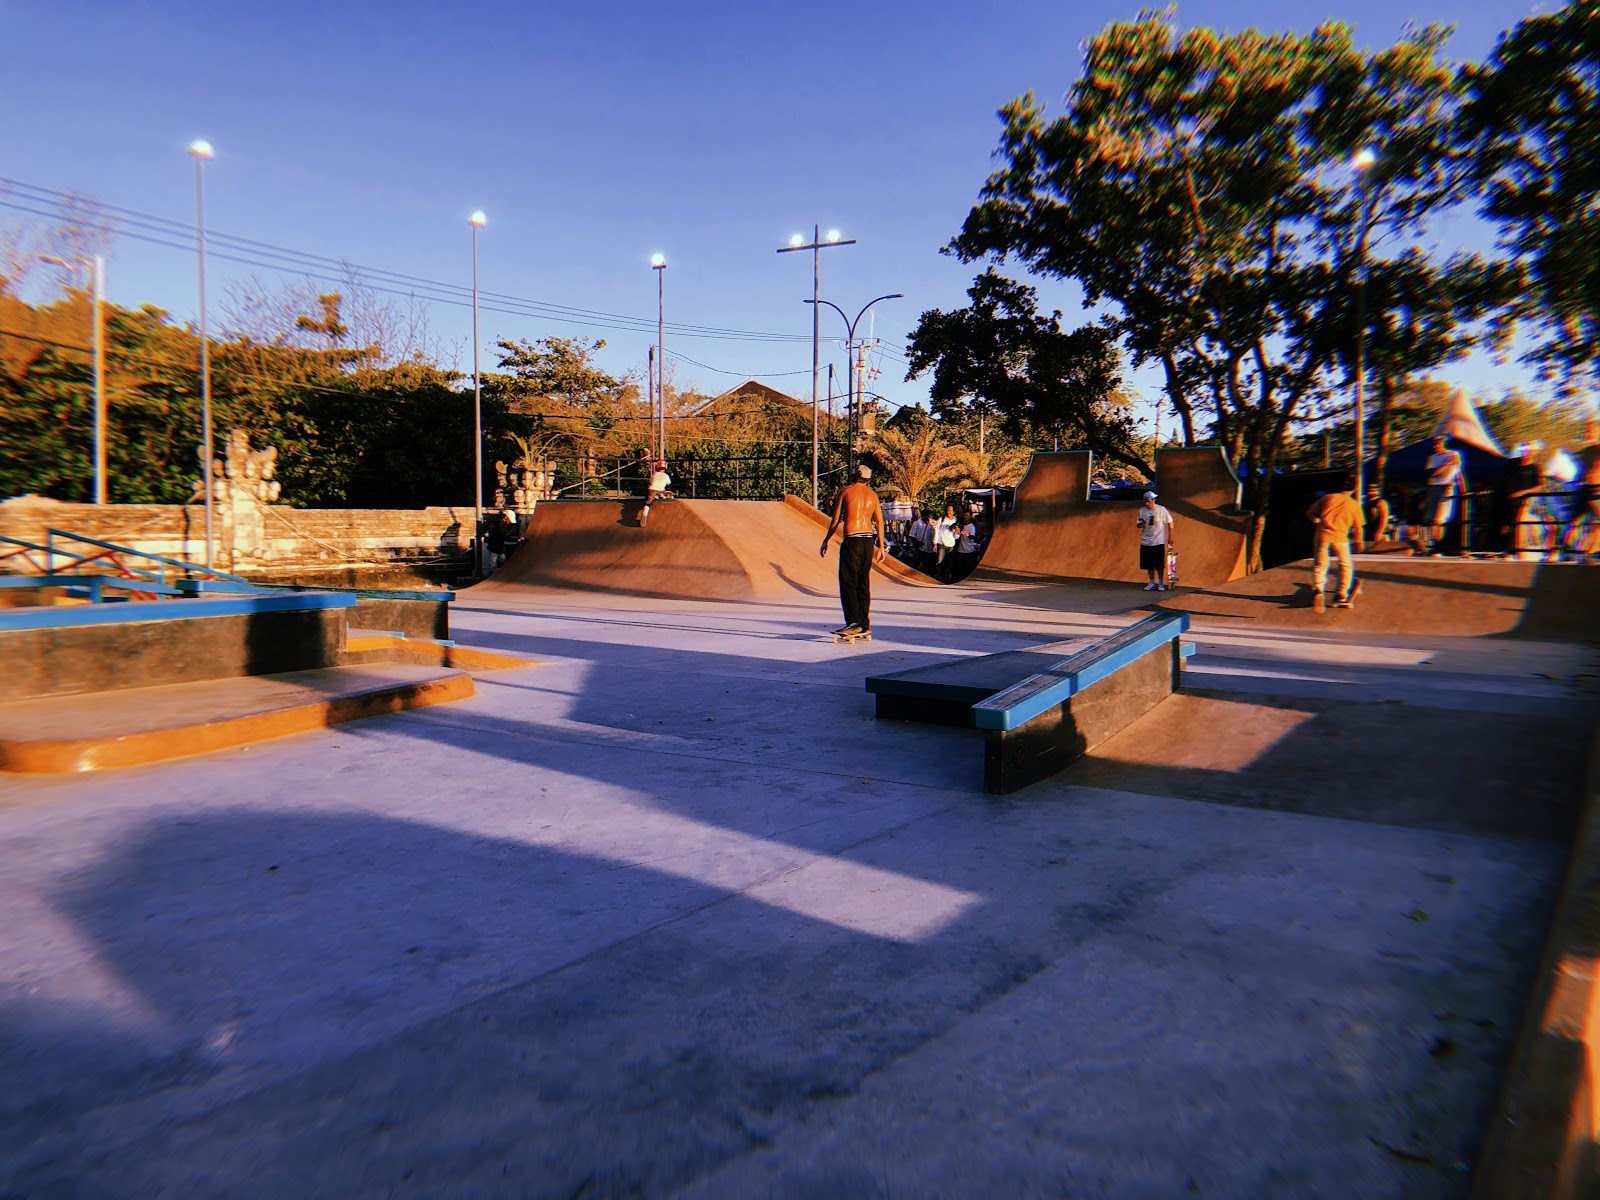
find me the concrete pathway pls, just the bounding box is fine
[0,581,1592,1198]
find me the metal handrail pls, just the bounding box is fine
[45,528,251,584]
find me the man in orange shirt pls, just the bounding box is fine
[1306,473,1366,613]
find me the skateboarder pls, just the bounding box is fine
[820,463,887,637]
[640,460,672,528]
[1306,473,1365,612]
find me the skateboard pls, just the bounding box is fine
[830,628,872,644]
[1335,579,1362,609]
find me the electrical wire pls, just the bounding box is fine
[1,177,812,344]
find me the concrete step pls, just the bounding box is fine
[0,664,473,774]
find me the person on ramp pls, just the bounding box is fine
[640,460,672,528]
[820,463,887,637]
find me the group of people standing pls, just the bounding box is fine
[904,504,983,582]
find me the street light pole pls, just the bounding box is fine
[470,210,486,572]
[1351,147,1378,501]
[187,138,216,569]
[652,254,666,459]
[778,227,854,508]
[805,293,903,476]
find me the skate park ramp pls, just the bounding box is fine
[1157,556,1600,639]
[975,449,1249,588]
[475,499,927,603]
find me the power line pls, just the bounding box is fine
[1,177,812,345]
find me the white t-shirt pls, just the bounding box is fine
[935,517,958,549]
[1426,449,1462,489]
[1137,505,1173,547]
[908,518,928,546]
[955,522,979,554]
[649,470,671,492]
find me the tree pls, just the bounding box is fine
[904,270,1148,474]
[1462,1,1600,391]
[951,13,1475,569]
[488,335,637,455]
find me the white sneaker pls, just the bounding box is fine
[1158,583,1168,591]
[1144,581,1158,591]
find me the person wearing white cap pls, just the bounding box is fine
[1135,490,1175,590]
[819,462,887,637]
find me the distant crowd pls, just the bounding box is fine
[886,500,990,583]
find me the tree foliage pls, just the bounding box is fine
[1462,0,1600,388]
[950,12,1486,568]
[904,270,1147,474]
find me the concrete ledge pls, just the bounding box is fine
[972,612,1190,732]
[1473,717,1600,1199]
[338,633,537,674]
[0,665,474,774]
[0,591,355,632]
[982,638,1184,795]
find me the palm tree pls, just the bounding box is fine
[951,444,1033,491]
[866,425,970,507]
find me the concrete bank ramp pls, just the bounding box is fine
[1158,556,1600,639]
[976,448,1249,588]
[476,498,926,603]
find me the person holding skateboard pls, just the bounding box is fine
[640,460,672,528]
[820,463,887,638]
[1306,473,1365,612]
[1136,491,1174,591]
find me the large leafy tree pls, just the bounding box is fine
[487,335,639,460]
[951,13,1476,568]
[904,270,1147,474]
[1462,0,1600,390]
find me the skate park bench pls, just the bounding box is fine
[866,612,1193,795]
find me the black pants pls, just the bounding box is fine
[839,536,875,629]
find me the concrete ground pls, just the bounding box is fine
[0,579,1594,1199]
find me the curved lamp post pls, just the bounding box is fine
[805,293,903,476]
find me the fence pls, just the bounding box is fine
[536,442,855,503]
[1387,487,1597,558]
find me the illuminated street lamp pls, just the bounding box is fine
[470,210,486,572]
[1351,147,1379,500]
[189,138,215,568]
[777,225,856,506]
[652,253,666,458]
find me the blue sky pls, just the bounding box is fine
[0,0,1550,431]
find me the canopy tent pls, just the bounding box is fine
[1370,387,1510,486]
[1432,386,1504,455]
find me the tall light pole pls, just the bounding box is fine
[778,226,854,507]
[805,293,903,475]
[469,210,486,572]
[189,139,215,568]
[1351,147,1378,501]
[42,254,107,503]
[652,253,666,459]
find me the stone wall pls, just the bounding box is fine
[0,495,474,577]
